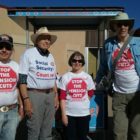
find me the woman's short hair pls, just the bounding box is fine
[68,51,85,66]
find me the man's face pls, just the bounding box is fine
[36,35,51,50]
[0,43,13,63]
[114,22,129,38]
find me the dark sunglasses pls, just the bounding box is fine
[72,59,83,63]
[37,35,51,41]
[117,23,129,27]
[0,45,13,51]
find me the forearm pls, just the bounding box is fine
[17,88,24,118]
[19,84,29,100]
[53,81,58,95]
[60,100,66,115]
[19,84,33,117]
[95,47,108,83]
[18,91,23,108]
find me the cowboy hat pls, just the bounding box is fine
[109,12,134,32]
[31,27,57,45]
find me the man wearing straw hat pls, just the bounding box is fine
[19,27,59,140]
[95,12,140,140]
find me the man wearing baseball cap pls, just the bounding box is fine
[0,34,23,140]
[19,27,59,140]
[96,12,140,140]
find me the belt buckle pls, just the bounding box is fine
[0,106,9,112]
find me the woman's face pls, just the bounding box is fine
[71,55,83,73]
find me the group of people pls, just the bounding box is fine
[0,11,140,140]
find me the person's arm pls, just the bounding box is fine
[88,89,94,100]
[19,74,33,118]
[19,84,33,118]
[60,99,68,126]
[60,89,68,126]
[17,88,24,119]
[53,81,59,110]
[95,42,108,84]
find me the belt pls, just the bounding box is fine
[27,88,53,94]
[0,103,18,112]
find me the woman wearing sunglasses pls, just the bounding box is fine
[59,51,95,140]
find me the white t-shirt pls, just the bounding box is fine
[0,60,19,106]
[112,44,140,93]
[19,47,56,89]
[60,71,95,116]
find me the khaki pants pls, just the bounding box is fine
[112,92,140,140]
[27,90,55,140]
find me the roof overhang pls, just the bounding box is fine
[6,7,124,30]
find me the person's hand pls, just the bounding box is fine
[54,94,59,110]
[23,99,33,118]
[18,105,24,119]
[90,108,94,117]
[62,114,68,126]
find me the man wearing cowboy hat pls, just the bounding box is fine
[95,12,140,140]
[19,27,59,140]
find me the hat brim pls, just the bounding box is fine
[31,33,57,45]
[0,41,13,47]
[109,19,134,32]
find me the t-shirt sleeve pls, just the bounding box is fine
[60,89,67,100]
[88,89,94,97]
[19,50,30,75]
[87,75,96,90]
[59,75,67,91]
[59,75,67,100]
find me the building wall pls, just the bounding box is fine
[50,31,85,75]
[0,8,32,63]
[0,8,85,75]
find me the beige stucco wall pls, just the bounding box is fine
[0,8,32,63]
[0,8,27,44]
[50,31,85,75]
[0,8,85,75]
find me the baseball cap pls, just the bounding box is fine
[0,34,13,47]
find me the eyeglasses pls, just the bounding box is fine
[72,59,83,63]
[117,23,129,27]
[0,45,13,51]
[37,35,51,41]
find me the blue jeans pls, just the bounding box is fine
[0,107,20,140]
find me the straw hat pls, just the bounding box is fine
[110,12,134,32]
[31,27,57,45]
